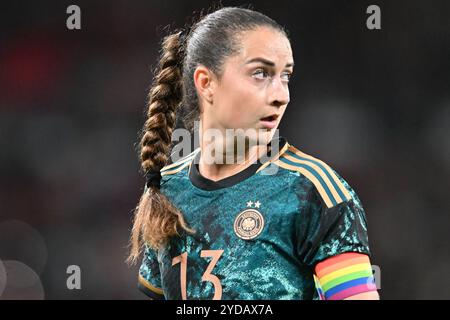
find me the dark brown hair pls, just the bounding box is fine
[128,6,289,264]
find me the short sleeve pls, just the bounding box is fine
[138,245,165,300]
[295,172,371,268]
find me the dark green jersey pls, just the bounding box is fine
[138,137,371,300]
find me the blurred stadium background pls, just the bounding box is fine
[0,0,449,299]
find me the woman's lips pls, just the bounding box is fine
[260,115,278,129]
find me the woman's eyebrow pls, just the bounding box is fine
[245,57,294,68]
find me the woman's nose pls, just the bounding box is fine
[268,77,290,106]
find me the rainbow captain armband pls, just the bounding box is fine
[314,252,377,300]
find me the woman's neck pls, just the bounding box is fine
[197,120,268,181]
[198,142,267,182]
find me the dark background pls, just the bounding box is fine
[0,0,449,299]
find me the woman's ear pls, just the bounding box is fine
[193,65,216,104]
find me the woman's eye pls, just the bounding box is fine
[253,69,269,79]
[281,72,292,82]
[252,69,293,82]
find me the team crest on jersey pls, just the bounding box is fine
[234,201,265,240]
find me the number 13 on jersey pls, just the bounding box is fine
[172,249,224,300]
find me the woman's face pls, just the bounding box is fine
[201,26,294,146]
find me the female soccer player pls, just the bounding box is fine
[128,6,379,300]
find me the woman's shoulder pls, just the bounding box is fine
[160,148,200,177]
[275,142,356,209]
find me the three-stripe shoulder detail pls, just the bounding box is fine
[160,148,199,176]
[276,146,352,208]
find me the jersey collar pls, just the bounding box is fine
[188,136,288,191]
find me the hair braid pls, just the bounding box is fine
[128,30,194,265]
